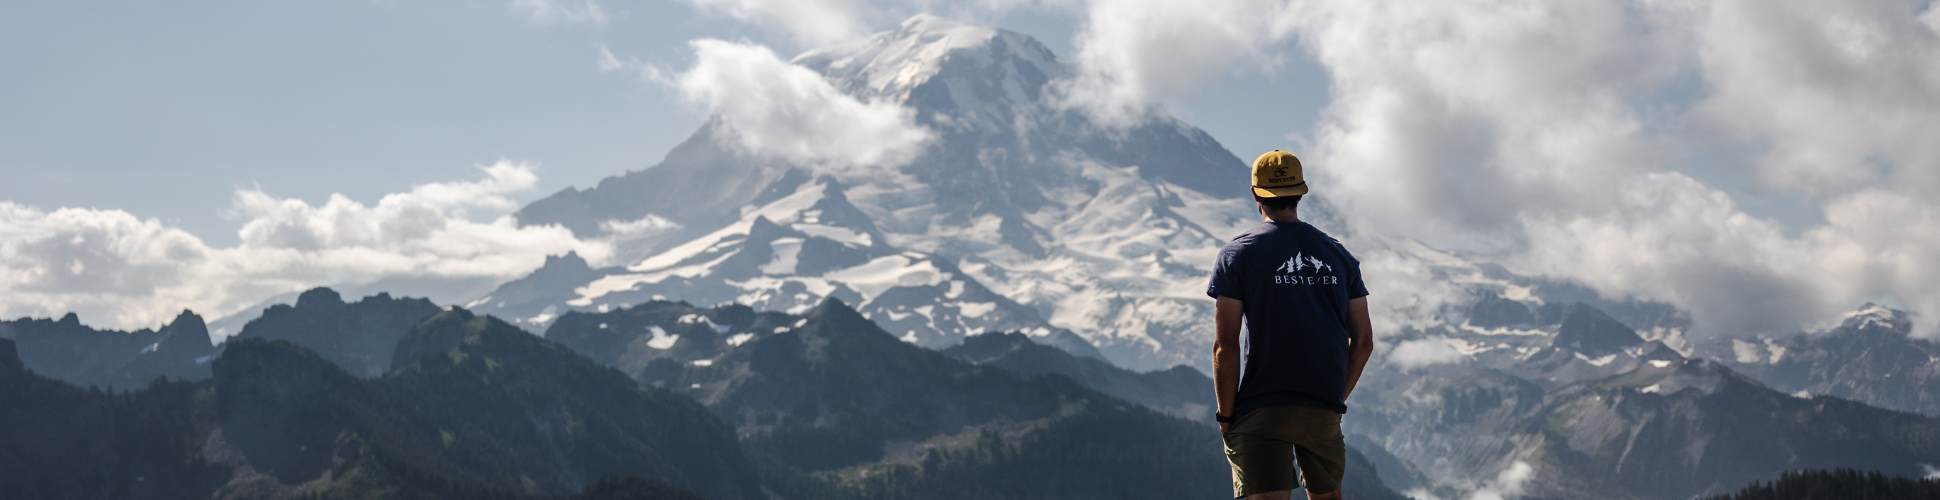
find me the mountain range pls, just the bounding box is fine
[13,13,1940,500]
[1354,355,1940,499]
[16,287,1938,498]
[0,308,757,499]
[2,295,1411,499]
[0,309,213,391]
[1695,303,1940,418]
[540,297,1403,498]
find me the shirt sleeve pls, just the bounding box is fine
[1344,251,1370,299]
[1207,244,1243,300]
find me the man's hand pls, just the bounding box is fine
[1219,421,1230,434]
[1213,296,1243,433]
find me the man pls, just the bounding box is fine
[1209,150,1376,500]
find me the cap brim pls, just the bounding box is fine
[1253,185,1309,198]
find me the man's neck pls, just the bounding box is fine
[1262,209,1300,224]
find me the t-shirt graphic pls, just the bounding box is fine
[1207,221,1368,415]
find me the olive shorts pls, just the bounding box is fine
[1221,404,1346,498]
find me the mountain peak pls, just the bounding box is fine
[295,287,345,309]
[160,310,213,351]
[542,251,591,272]
[746,215,788,240]
[1554,303,1644,355]
[801,297,878,334]
[794,14,1064,109]
[389,307,495,375]
[239,289,442,378]
[1837,302,1912,335]
[166,309,204,330]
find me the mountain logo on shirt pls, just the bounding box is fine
[1273,252,1340,286]
[1274,252,1333,275]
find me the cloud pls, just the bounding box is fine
[1389,336,1468,370]
[1402,459,1537,500]
[596,44,626,72]
[1279,0,1940,336]
[0,204,214,323]
[1287,0,1688,245]
[1357,242,1476,330]
[1057,0,1298,127]
[599,214,682,238]
[1467,461,1535,500]
[512,0,609,26]
[597,214,685,262]
[684,0,874,46]
[671,0,1294,128]
[1693,0,1940,197]
[664,38,935,171]
[0,161,612,331]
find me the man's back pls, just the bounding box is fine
[1208,220,1367,415]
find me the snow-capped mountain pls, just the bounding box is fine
[1353,355,1940,499]
[504,15,1288,370]
[498,14,1714,373]
[1697,303,1940,417]
[502,174,1111,357]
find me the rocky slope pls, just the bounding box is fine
[943,331,1211,421]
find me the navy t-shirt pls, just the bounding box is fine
[1207,221,1368,415]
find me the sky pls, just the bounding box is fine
[0,0,1323,245]
[3,0,1939,337]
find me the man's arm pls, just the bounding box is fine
[1213,296,1243,431]
[1343,296,1375,400]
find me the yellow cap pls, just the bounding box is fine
[1251,150,1308,198]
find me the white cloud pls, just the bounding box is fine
[0,161,613,330]
[1058,0,1298,127]
[598,213,685,262]
[0,204,214,327]
[1288,0,1689,246]
[1279,0,1940,337]
[684,0,874,46]
[665,38,935,171]
[1357,242,1475,331]
[600,214,682,238]
[1389,336,1468,370]
[1467,461,1535,500]
[512,0,609,26]
[596,44,625,72]
[1694,0,1940,197]
[672,0,1291,128]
